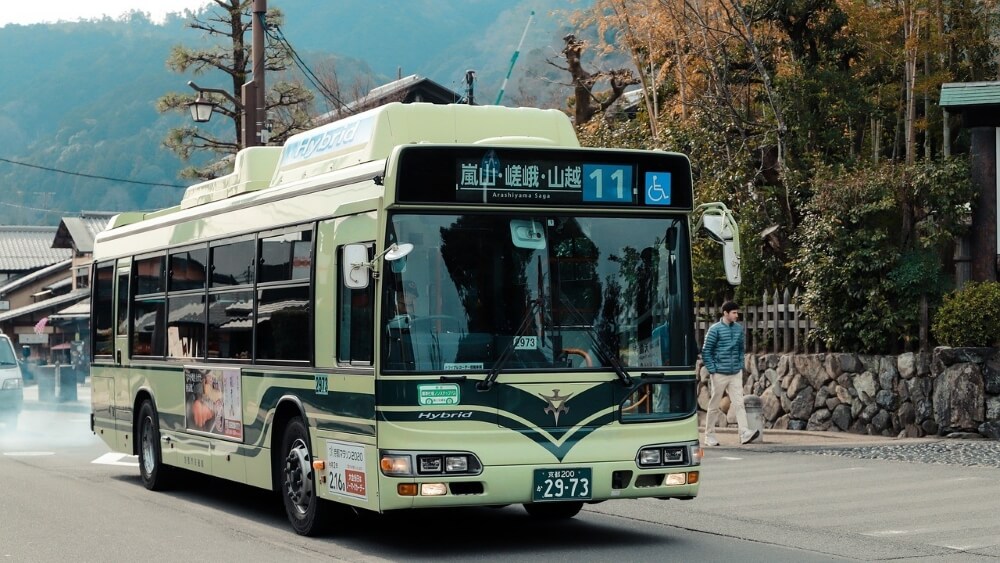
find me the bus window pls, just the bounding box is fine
[256,285,311,362]
[92,262,114,358]
[207,290,253,360]
[132,254,166,357]
[338,244,374,365]
[211,238,255,287]
[134,255,165,294]
[116,270,129,336]
[132,297,166,357]
[259,229,313,283]
[169,246,208,291]
[167,294,206,359]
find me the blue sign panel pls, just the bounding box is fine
[644,172,672,206]
[582,164,634,204]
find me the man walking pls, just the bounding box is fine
[702,301,759,446]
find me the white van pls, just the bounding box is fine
[0,333,24,429]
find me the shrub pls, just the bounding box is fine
[932,281,1000,347]
[794,158,974,352]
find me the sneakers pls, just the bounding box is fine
[704,436,719,447]
[740,429,761,444]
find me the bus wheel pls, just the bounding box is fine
[137,400,173,490]
[280,417,328,536]
[523,501,583,520]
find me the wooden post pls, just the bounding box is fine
[793,288,801,353]
[772,289,780,353]
[761,290,769,353]
[782,287,791,353]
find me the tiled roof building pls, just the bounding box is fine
[0,226,72,275]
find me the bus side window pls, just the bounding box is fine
[92,262,115,358]
[337,244,374,366]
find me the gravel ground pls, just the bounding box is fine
[797,440,1000,469]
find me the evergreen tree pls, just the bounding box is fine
[156,0,314,179]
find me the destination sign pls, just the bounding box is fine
[455,154,634,205]
[395,146,692,210]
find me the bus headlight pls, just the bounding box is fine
[638,448,661,466]
[418,455,443,473]
[636,441,700,468]
[381,451,482,476]
[445,455,468,473]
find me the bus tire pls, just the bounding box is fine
[280,416,328,536]
[137,400,173,491]
[523,501,583,520]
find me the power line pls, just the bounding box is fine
[263,18,350,110]
[0,200,69,216]
[0,157,187,188]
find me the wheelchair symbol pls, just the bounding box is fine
[646,174,669,203]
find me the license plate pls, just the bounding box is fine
[532,468,592,501]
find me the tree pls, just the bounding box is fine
[156,0,314,179]
[562,0,993,350]
[550,34,639,126]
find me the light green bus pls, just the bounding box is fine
[89,102,741,535]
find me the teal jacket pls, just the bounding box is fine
[702,318,744,375]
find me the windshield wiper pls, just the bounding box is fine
[558,295,633,387]
[477,297,541,392]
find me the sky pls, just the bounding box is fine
[0,0,212,26]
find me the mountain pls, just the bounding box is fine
[0,1,591,226]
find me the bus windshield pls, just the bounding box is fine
[381,212,695,373]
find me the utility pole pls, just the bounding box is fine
[243,0,267,147]
[465,70,476,105]
[187,0,268,149]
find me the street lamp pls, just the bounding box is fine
[188,91,215,123]
[187,80,256,147]
[187,81,240,120]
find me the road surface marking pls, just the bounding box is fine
[3,451,55,456]
[92,452,139,467]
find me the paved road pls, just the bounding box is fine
[4,384,999,561]
[590,439,1000,561]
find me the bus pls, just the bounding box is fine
[89,102,741,535]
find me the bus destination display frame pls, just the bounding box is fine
[394,146,693,210]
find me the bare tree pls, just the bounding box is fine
[550,34,640,125]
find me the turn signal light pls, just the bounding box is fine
[312,460,326,471]
[397,483,418,496]
[687,471,699,484]
[380,455,412,476]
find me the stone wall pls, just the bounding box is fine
[696,347,1000,439]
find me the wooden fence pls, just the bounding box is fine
[695,288,823,354]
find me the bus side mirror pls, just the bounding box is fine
[343,242,414,289]
[694,203,742,286]
[343,244,371,289]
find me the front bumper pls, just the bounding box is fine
[376,459,699,511]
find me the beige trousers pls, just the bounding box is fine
[704,371,748,438]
